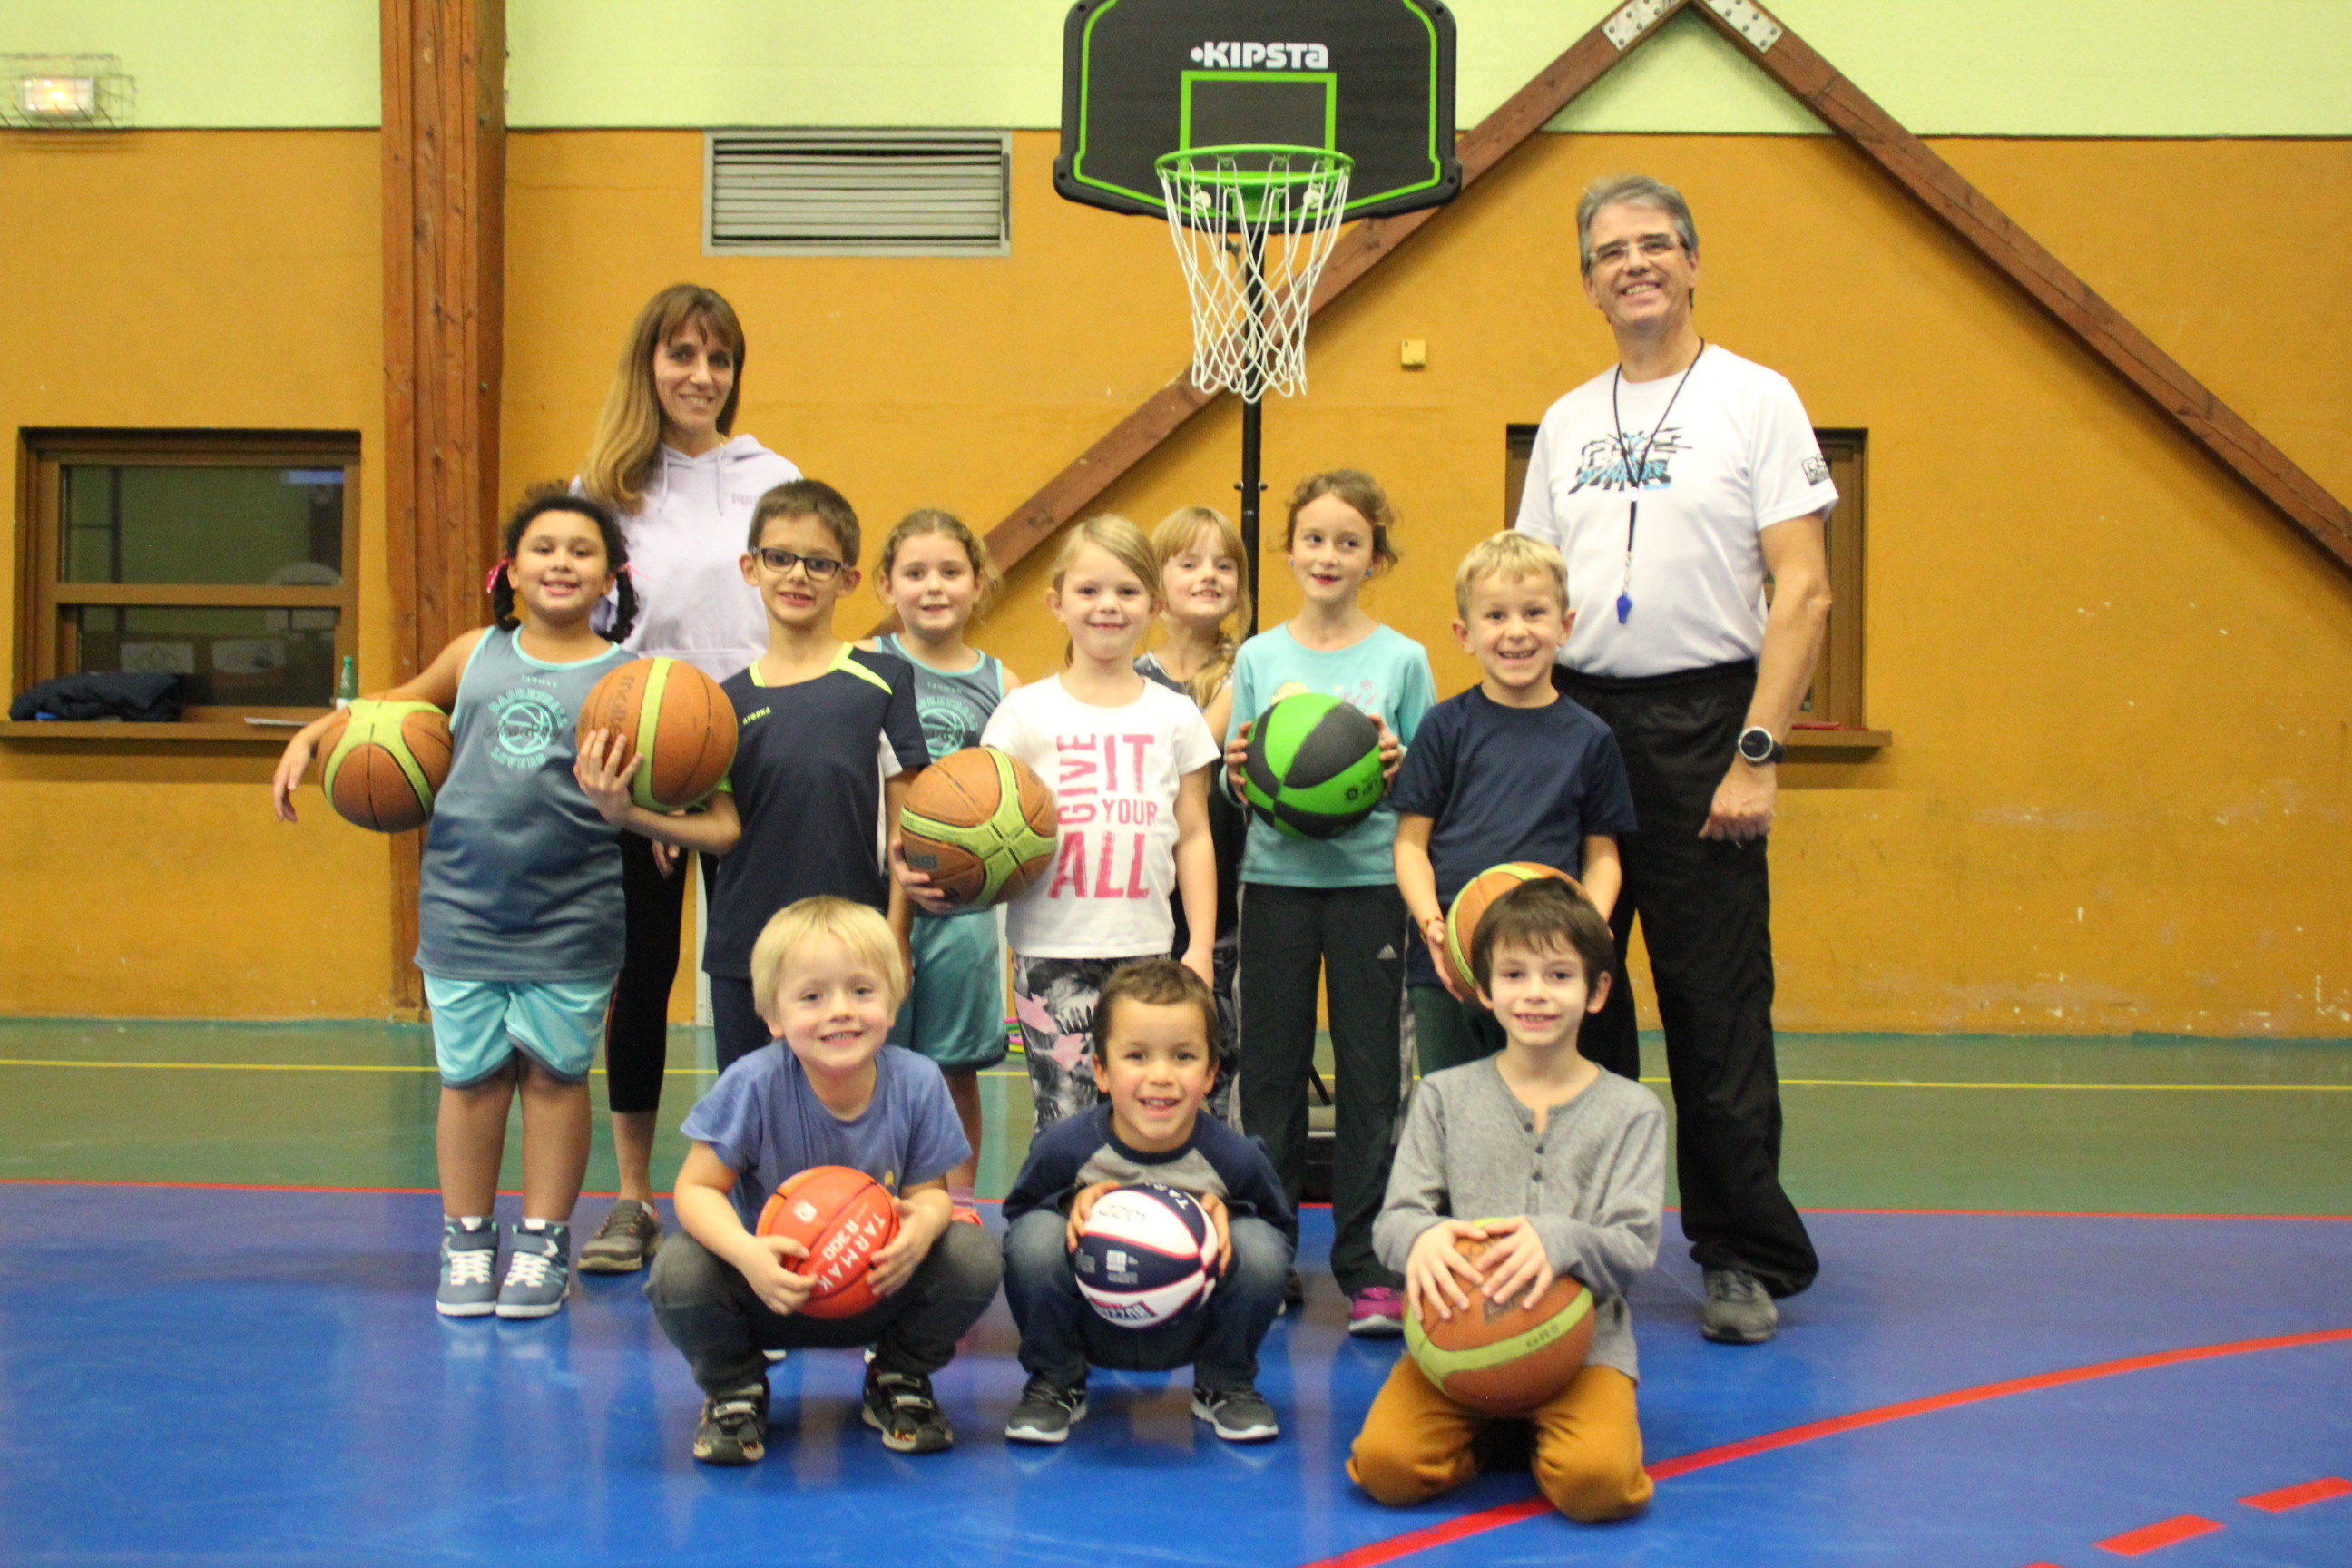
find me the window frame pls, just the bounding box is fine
[11,427,361,741]
[1504,422,1886,752]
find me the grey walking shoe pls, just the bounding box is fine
[1192,1383,1279,1442]
[693,1385,769,1465]
[1004,1376,1088,1445]
[436,1217,498,1318]
[578,1199,661,1274]
[495,1221,572,1318]
[1701,1267,1779,1344]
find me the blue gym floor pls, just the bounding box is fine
[3,1028,2349,1566]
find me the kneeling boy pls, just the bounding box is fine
[1348,878,1664,1522]
[1001,958,1295,1445]
[647,897,1002,1465]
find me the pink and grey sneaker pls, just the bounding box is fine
[1347,1286,1406,1338]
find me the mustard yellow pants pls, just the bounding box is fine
[1347,1355,1654,1523]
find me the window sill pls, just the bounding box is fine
[0,717,321,745]
[1787,726,1891,753]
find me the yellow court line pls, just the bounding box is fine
[1,1059,2346,1093]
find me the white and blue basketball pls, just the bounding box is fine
[1074,1183,1221,1329]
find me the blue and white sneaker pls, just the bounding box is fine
[436,1217,498,1318]
[495,1221,571,1318]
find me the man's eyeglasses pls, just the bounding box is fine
[1589,233,1683,269]
[752,546,846,580]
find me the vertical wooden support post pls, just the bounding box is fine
[382,0,505,1013]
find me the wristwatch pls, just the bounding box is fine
[1737,726,1786,766]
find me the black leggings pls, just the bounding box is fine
[604,832,708,1116]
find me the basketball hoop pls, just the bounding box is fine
[1155,145,1352,401]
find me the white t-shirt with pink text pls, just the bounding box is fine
[981,675,1220,959]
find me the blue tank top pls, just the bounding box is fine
[416,627,630,981]
[878,633,1005,761]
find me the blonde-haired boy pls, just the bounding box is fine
[1391,533,1639,1072]
[648,897,1002,1465]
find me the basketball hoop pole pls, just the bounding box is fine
[1239,229,1266,638]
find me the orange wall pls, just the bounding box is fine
[0,131,394,1017]
[506,129,2352,1035]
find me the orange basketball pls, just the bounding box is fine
[1404,1233,1595,1416]
[1441,862,1583,994]
[898,746,1059,910]
[317,699,453,834]
[574,656,737,811]
[754,1164,901,1319]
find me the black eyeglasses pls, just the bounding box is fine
[1589,233,1683,269]
[752,546,846,580]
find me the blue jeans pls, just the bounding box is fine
[1003,1208,1290,1390]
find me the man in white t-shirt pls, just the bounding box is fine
[1514,173,1833,1346]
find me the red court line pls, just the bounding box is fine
[1296,1327,2352,1568]
[2096,1514,2223,1554]
[2241,1475,2352,1512]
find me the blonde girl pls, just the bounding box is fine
[913,517,1219,1131]
[1222,470,1436,1335]
[1139,506,1252,1125]
[270,491,740,1318]
[862,509,1022,1206]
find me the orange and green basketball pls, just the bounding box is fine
[317,698,453,834]
[574,656,738,812]
[1405,1232,1595,1416]
[898,746,1059,910]
[1442,862,1582,994]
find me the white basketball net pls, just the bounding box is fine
[1156,147,1352,401]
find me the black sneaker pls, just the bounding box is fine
[862,1367,955,1454]
[693,1385,769,1465]
[1282,1267,1305,1311]
[1191,1383,1279,1442]
[1004,1376,1089,1445]
[1701,1267,1779,1344]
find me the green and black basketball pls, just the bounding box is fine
[1241,691,1386,840]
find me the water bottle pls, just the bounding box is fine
[335,655,358,710]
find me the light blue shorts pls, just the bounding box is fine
[422,974,616,1088]
[887,910,1008,1072]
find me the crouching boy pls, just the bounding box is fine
[1348,878,1664,1521]
[1000,958,1295,1445]
[647,897,1002,1465]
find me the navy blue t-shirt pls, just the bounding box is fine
[1003,1102,1298,1250]
[1388,687,1639,985]
[705,645,929,979]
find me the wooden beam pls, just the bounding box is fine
[969,1,1690,582]
[382,0,506,1014]
[1691,0,2352,572]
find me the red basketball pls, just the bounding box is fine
[575,656,737,811]
[1405,1234,1595,1416]
[316,699,453,834]
[754,1164,901,1319]
[897,745,1059,910]
[1441,862,1583,994]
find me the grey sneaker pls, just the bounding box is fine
[1192,1383,1279,1443]
[577,1199,661,1275]
[862,1367,955,1454]
[495,1222,571,1318]
[1701,1267,1779,1344]
[1004,1376,1088,1445]
[693,1385,769,1465]
[436,1218,498,1318]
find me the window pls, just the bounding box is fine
[14,429,359,734]
[1504,423,1883,749]
[706,130,1012,256]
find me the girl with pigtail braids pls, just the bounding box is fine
[270,488,740,1318]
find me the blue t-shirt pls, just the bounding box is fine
[1002,1102,1298,1250]
[681,1043,971,1231]
[705,645,930,978]
[1387,686,1639,985]
[1224,622,1436,887]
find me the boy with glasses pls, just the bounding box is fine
[704,479,931,1072]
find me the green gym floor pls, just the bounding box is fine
[5,1022,2347,1213]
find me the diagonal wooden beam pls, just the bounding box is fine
[1684,0,2352,572]
[971,0,1690,580]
